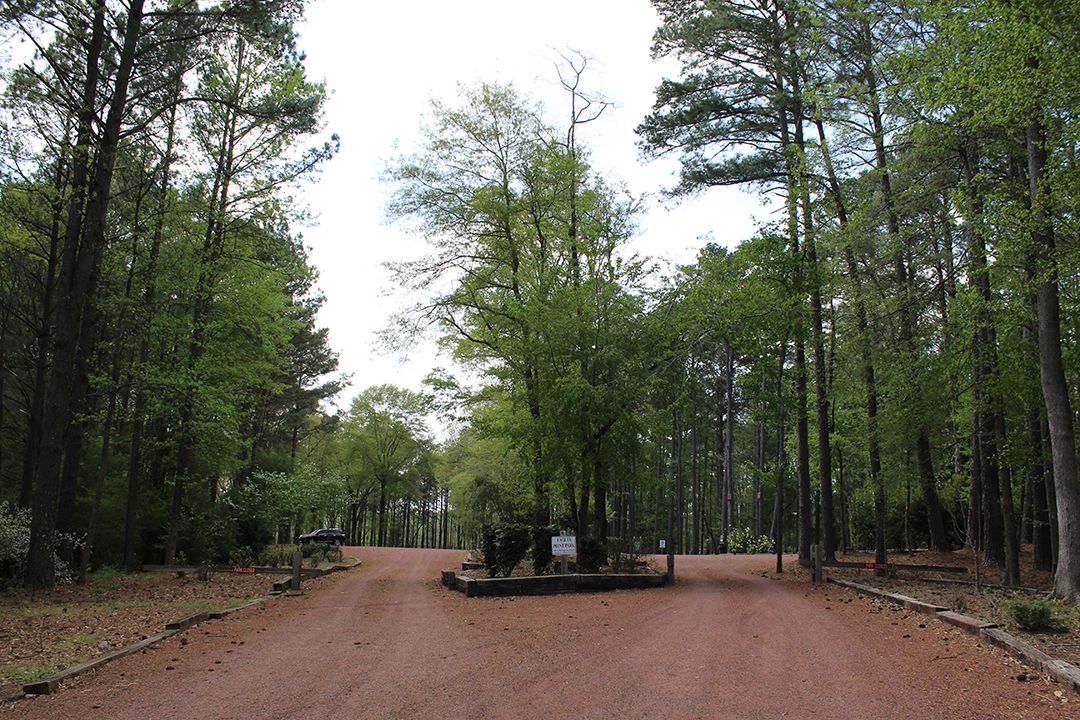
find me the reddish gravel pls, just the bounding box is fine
[4,549,1073,719]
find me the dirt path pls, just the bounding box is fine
[6,549,1072,719]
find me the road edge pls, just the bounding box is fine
[828,577,1080,695]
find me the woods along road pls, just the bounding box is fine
[9,548,1070,719]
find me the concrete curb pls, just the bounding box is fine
[827,577,1080,696]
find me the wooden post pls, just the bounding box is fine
[291,549,301,591]
[560,531,569,574]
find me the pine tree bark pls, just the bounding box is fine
[26,0,145,588]
[1028,108,1080,598]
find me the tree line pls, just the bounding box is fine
[383,0,1080,598]
[0,0,340,587]
[4,0,1078,599]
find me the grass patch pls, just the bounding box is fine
[0,604,71,620]
[66,633,97,646]
[0,663,59,685]
[221,596,258,610]
[89,566,131,582]
[176,599,211,610]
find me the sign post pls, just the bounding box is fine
[552,534,576,575]
[290,549,302,591]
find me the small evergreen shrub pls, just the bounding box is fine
[480,523,531,578]
[607,536,643,573]
[531,526,557,575]
[258,545,296,568]
[298,543,341,564]
[1005,597,1066,632]
[727,527,774,554]
[576,536,606,573]
[228,547,256,567]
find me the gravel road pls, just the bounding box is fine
[7,548,1071,719]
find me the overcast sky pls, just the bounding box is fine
[294,0,765,409]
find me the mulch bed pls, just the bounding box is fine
[0,570,272,697]
[773,546,1080,669]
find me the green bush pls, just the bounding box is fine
[228,547,256,567]
[577,536,606,573]
[607,536,643,573]
[1005,597,1066,632]
[298,543,341,564]
[0,501,77,588]
[727,527,774,554]
[531,526,557,575]
[480,523,531,578]
[258,545,296,568]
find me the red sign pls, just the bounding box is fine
[231,566,257,574]
[862,562,888,570]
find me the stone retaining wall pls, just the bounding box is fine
[441,570,666,597]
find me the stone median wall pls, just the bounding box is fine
[441,570,666,597]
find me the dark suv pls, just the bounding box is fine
[298,528,346,546]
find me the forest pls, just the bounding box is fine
[1,0,1078,599]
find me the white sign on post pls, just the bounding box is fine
[659,539,666,549]
[551,535,577,556]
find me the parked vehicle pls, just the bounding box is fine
[298,528,346,546]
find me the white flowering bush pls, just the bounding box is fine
[0,502,30,589]
[0,502,77,588]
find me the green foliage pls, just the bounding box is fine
[576,537,606,574]
[607,536,644,573]
[727,527,774,555]
[480,523,532,578]
[299,543,342,565]
[258,545,296,567]
[1004,597,1066,632]
[386,79,647,549]
[0,502,76,589]
[228,547,256,567]
[88,566,128,582]
[530,526,557,575]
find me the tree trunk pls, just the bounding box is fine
[724,343,736,546]
[26,0,144,588]
[1028,109,1080,598]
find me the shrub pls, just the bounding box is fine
[607,536,643,573]
[531,526,557,575]
[481,523,531,578]
[258,545,296,568]
[577,536,606,573]
[1005,597,1066,632]
[228,547,256,568]
[299,543,342,565]
[727,527,774,554]
[0,501,77,588]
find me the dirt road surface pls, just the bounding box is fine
[6,548,1072,719]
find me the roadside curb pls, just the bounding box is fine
[20,628,182,696]
[827,577,1080,695]
[9,560,362,701]
[12,592,276,700]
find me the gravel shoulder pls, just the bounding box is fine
[3,549,1071,719]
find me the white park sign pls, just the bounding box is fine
[551,535,577,556]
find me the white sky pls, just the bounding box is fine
[295,0,765,409]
